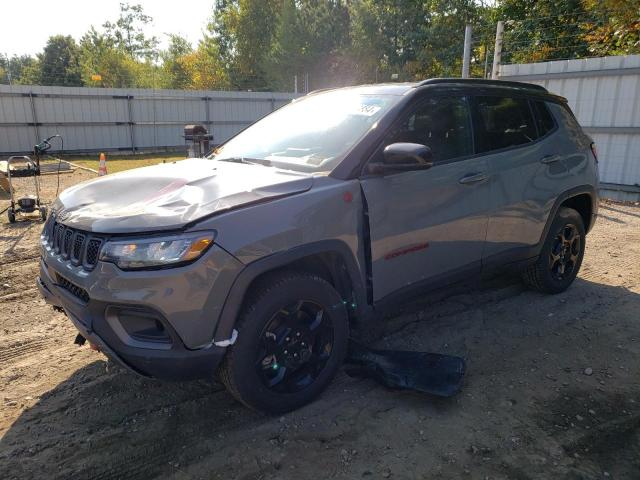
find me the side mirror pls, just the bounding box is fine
[368,143,433,175]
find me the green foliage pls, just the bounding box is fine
[582,0,640,56]
[0,54,39,84]
[265,0,351,90]
[175,43,230,90]
[348,0,487,82]
[103,2,159,59]
[38,35,82,86]
[1,0,639,90]
[500,0,593,63]
[79,27,136,88]
[161,35,195,89]
[207,0,280,90]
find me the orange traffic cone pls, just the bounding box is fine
[98,152,107,176]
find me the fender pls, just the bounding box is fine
[536,184,598,254]
[213,239,369,343]
[481,184,598,277]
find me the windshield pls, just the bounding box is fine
[210,90,401,173]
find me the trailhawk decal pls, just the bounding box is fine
[384,242,429,260]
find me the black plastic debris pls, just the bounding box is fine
[345,341,466,397]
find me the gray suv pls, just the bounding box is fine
[37,79,599,413]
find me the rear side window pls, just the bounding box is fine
[472,96,537,153]
[532,100,555,136]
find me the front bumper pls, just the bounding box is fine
[37,254,233,381]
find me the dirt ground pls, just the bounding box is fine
[1,169,639,480]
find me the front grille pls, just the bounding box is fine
[43,216,104,270]
[56,273,90,303]
[71,233,85,262]
[62,229,73,259]
[86,238,102,266]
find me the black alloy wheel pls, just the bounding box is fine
[219,271,349,413]
[522,207,586,294]
[257,300,334,393]
[549,223,581,281]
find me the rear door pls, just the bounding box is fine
[360,95,491,302]
[471,95,565,264]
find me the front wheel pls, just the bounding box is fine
[7,207,16,223]
[219,271,349,413]
[522,207,586,294]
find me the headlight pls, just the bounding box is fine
[100,231,215,270]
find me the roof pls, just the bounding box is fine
[308,78,549,97]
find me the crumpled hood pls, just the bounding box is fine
[54,159,313,233]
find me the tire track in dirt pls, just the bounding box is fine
[0,254,40,299]
[0,337,49,363]
[61,371,370,480]
[65,391,266,480]
[0,253,40,268]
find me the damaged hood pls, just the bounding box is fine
[54,159,313,233]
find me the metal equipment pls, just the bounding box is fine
[183,124,213,158]
[3,134,63,223]
[5,156,46,223]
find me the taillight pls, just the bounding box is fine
[590,142,598,163]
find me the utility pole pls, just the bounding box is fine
[462,24,472,78]
[483,45,490,78]
[491,20,504,80]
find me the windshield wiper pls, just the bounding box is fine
[216,157,271,166]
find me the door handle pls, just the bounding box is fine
[459,172,488,185]
[540,154,561,164]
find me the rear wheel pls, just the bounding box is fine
[7,207,16,223]
[219,271,348,413]
[39,206,47,221]
[522,207,585,294]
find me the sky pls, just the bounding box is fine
[0,0,214,57]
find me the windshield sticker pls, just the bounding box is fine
[354,103,382,116]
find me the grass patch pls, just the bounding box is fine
[68,153,186,174]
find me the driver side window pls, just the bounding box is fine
[386,96,473,164]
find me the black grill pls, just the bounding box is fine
[54,224,64,254]
[56,273,90,303]
[63,229,73,259]
[43,217,104,270]
[72,233,85,262]
[86,238,102,266]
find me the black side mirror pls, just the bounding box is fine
[368,143,433,175]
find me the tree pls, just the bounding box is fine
[178,44,230,90]
[79,27,138,88]
[37,35,82,86]
[264,0,303,90]
[348,0,483,81]
[207,0,280,90]
[161,34,194,89]
[295,0,352,88]
[103,2,159,59]
[582,0,640,56]
[499,0,593,63]
[0,54,39,84]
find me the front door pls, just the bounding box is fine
[360,95,491,302]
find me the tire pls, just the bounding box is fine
[39,206,47,221]
[219,271,349,414]
[522,207,586,294]
[7,208,16,223]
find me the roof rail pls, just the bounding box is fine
[417,78,548,92]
